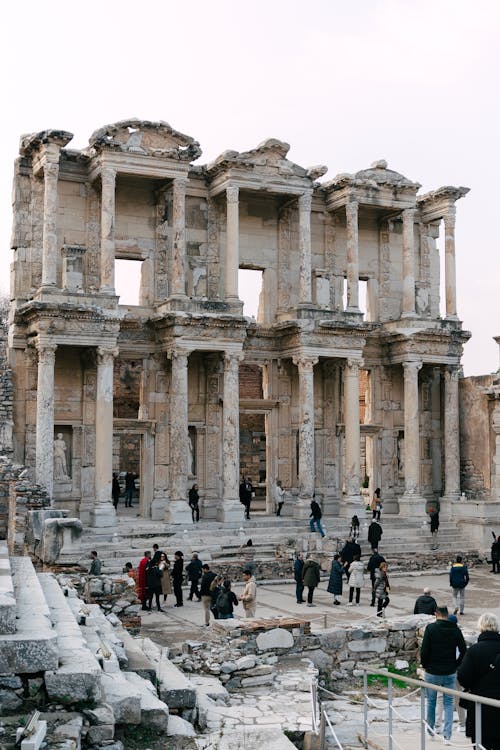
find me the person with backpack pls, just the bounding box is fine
[216,579,239,619]
[200,563,217,626]
[209,575,224,620]
[449,555,469,616]
[186,552,203,601]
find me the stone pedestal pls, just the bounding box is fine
[217,501,244,524]
[397,494,426,518]
[89,505,116,531]
[164,499,192,525]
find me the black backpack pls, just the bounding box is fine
[216,589,232,615]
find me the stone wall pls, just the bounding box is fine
[0,310,13,457]
[8,470,50,553]
[460,375,493,496]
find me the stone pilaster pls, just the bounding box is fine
[443,208,458,319]
[444,366,461,499]
[293,355,318,518]
[225,185,239,302]
[345,201,360,312]
[400,360,424,515]
[91,347,117,529]
[298,191,312,305]
[41,158,60,288]
[100,166,116,293]
[343,358,362,511]
[402,209,416,317]
[492,400,500,501]
[171,177,188,299]
[218,351,243,522]
[35,343,57,498]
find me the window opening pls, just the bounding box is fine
[342,278,367,315]
[239,268,263,319]
[115,258,143,305]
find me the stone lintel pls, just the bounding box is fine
[87,152,191,184]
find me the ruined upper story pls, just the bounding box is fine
[8,119,469,339]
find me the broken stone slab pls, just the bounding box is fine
[347,638,387,654]
[119,628,156,683]
[158,654,196,709]
[166,714,196,737]
[100,672,141,724]
[124,671,169,731]
[196,692,223,732]
[235,655,257,670]
[0,688,23,711]
[240,673,276,687]
[256,627,294,651]
[188,674,229,702]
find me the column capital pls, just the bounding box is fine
[346,200,359,217]
[36,342,57,363]
[292,355,318,372]
[97,346,119,365]
[345,357,363,372]
[403,360,422,377]
[226,185,239,204]
[298,190,313,212]
[168,347,191,364]
[173,176,189,192]
[224,350,244,367]
[443,206,456,225]
[444,364,462,381]
[101,165,117,184]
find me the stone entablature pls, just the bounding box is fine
[7,120,472,527]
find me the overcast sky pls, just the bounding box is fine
[1,0,498,375]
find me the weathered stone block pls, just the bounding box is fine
[256,628,294,651]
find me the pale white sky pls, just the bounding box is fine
[1,0,499,375]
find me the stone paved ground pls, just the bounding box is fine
[137,563,495,748]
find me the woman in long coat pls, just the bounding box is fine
[327,553,344,605]
[458,612,500,750]
[159,553,172,602]
[146,558,163,611]
[172,550,184,607]
[138,551,151,611]
[302,554,321,607]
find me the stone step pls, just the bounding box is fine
[0,541,16,635]
[37,573,103,705]
[158,651,197,710]
[100,671,142,724]
[194,726,298,749]
[0,557,58,674]
[120,628,157,683]
[124,671,169,731]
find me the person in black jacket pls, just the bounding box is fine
[491,535,500,573]
[186,552,203,601]
[420,605,467,742]
[450,556,470,615]
[188,483,200,523]
[309,498,325,537]
[294,552,305,603]
[367,520,383,552]
[145,557,163,611]
[200,563,217,626]
[413,587,437,615]
[458,612,500,750]
[340,537,361,579]
[367,550,385,606]
[172,550,184,607]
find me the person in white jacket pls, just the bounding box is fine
[347,554,365,606]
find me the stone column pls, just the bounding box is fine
[443,208,458,319]
[345,201,360,312]
[344,358,362,509]
[100,166,116,293]
[35,343,57,498]
[225,185,239,302]
[402,360,422,497]
[444,366,461,499]
[218,351,243,522]
[298,191,313,305]
[41,159,60,288]
[171,177,188,299]
[169,350,189,500]
[293,355,318,518]
[492,399,500,501]
[91,347,117,529]
[402,209,416,317]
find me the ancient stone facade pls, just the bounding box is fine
[7,119,471,528]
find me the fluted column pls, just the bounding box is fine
[298,191,313,304]
[345,201,360,312]
[92,347,117,528]
[444,366,461,499]
[35,343,57,498]
[225,185,239,302]
[402,209,416,317]
[171,177,188,298]
[169,350,189,501]
[402,360,422,495]
[293,356,318,515]
[344,358,361,500]
[100,166,116,293]
[443,208,457,319]
[41,159,60,288]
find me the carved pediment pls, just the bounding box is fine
[20,130,74,156]
[86,119,202,162]
[326,160,420,193]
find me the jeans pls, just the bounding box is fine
[425,671,456,740]
[295,580,305,602]
[201,595,211,625]
[219,613,234,619]
[309,518,325,537]
[452,587,465,614]
[124,487,134,507]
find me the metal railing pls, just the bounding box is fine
[310,668,500,750]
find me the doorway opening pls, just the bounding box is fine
[239,362,268,512]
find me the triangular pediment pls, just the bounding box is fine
[87,119,202,162]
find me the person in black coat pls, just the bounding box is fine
[368,520,383,552]
[491,534,500,573]
[327,553,344,604]
[458,612,500,750]
[188,483,200,523]
[186,552,203,601]
[340,538,361,579]
[239,477,253,520]
[367,550,386,606]
[112,473,120,509]
[172,550,184,607]
[413,587,438,615]
[145,558,163,611]
[294,552,305,603]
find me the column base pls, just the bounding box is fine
[397,494,427,518]
[164,499,192,525]
[340,495,364,518]
[293,497,312,521]
[89,505,116,530]
[217,500,244,523]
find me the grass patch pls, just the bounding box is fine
[367,662,417,690]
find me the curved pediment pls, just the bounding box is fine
[87,119,202,162]
[327,160,420,192]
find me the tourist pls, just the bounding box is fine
[349,515,360,542]
[188,483,200,523]
[275,479,285,516]
[138,551,151,611]
[124,561,139,595]
[327,553,344,605]
[238,569,257,617]
[413,587,438,615]
[200,563,217,626]
[88,550,102,576]
[367,518,383,552]
[294,551,305,603]
[309,497,325,538]
[367,549,385,607]
[158,552,172,603]
[302,553,321,607]
[449,555,469,615]
[172,550,184,607]
[239,477,254,520]
[340,536,361,580]
[430,507,440,549]
[124,471,136,507]
[240,538,256,576]
[420,605,467,743]
[151,543,162,565]
[371,487,382,521]
[186,552,203,601]
[216,579,239,619]
[210,574,224,619]
[458,612,500,750]
[112,473,120,510]
[347,553,364,606]
[374,561,390,617]
[491,533,500,573]
[145,555,163,611]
